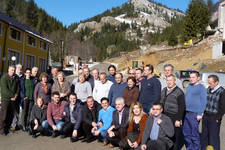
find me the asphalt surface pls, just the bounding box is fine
[1,116,225,150]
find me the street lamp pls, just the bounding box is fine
[11,56,16,66]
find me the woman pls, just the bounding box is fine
[123,77,139,107]
[120,102,148,149]
[21,68,35,131]
[52,71,70,101]
[29,97,47,138]
[74,73,92,102]
[34,72,51,104]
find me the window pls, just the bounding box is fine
[26,54,35,69]
[7,49,20,67]
[40,41,47,50]
[39,58,47,72]
[27,35,36,47]
[0,23,2,36]
[10,28,21,41]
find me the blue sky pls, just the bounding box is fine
[34,0,219,27]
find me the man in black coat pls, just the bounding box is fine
[141,102,174,150]
[82,96,101,142]
[160,74,185,150]
[106,97,129,148]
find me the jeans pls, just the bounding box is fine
[42,120,64,134]
[142,103,152,114]
[183,113,201,150]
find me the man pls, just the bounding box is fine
[107,65,117,84]
[49,67,58,85]
[160,64,184,91]
[92,68,100,88]
[71,68,83,92]
[128,68,136,77]
[141,102,174,150]
[160,74,185,150]
[61,93,83,142]
[92,97,115,144]
[0,66,20,135]
[83,67,94,90]
[12,64,25,131]
[42,91,66,137]
[136,68,143,91]
[82,96,101,143]
[106,97,129,148]
[201,75,225,150]
[93,72,113,103]
[31,66,39,85]
[139,64,161,113]
[108,73,127,107]
[183,71,207,150]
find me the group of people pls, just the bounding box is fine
[0,63,224,150]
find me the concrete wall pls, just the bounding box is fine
[212,41,223,59]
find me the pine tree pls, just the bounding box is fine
[183,0,210,41]
[6,0,16,17]
[168,30,178,46]
[26,0,38,27]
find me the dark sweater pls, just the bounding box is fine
[30,105,47,124]
[63,100,83,130]
[25,79,34,100]
[0,74,20,100]
[160,86,185,121]
[123,86,139,107]
[139,75,161,105]
[82,101,101,126]
[108,82,127,107]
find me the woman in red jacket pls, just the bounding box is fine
[119,101,148,149]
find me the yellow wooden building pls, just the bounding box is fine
[0,11,52,74]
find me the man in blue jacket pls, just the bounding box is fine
[183,71,207,150]
[108,73,127,107]
[61,93,83,142]
[92,97,115,145]
[139,64,161,113]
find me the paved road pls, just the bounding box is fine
[1,116,225,150]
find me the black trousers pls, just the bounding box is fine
[106,127,127,146]
[82,122,93,139]
[0,100,17,131]
[146,140,167,150]
[29,120,44,134]
[62,122,82,137]
[21,99,34,127]
[165,113,182,150]
[201,113,221,150]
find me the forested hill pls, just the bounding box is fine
[0,0,65,34]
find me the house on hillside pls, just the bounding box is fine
[210,1,225,59]
[0,11,52,75]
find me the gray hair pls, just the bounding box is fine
[16,64,22,68]
[115,97,125,104]
[164,64,174,71]
[8,65,15,70]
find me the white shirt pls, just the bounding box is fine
[93,80,113,103]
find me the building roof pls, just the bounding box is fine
[0,11,52,43]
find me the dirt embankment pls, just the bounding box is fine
[106,36,225,73]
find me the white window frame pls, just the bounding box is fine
[25,53,36,69]
[9,27,22,42]
[7,48,21,68]
[27,35,36,48]
[40,40,47,51]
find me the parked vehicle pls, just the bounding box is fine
[175,70,225,89]
[174,70,193,89]
[200,72,225,88]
